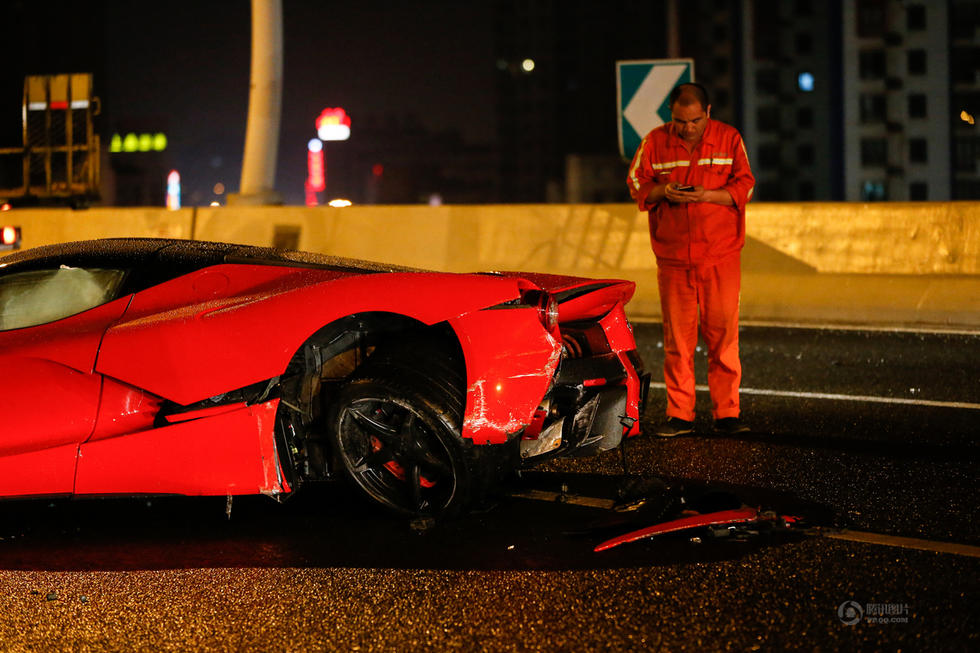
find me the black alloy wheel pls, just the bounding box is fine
[330,369,469,517]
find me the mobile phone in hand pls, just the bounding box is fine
[675,184,695,192]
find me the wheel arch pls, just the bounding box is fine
[274,311,467,489]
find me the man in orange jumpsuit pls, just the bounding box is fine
[627,83,755,437]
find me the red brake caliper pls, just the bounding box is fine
[370,437,436,488]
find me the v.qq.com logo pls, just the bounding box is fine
[838,600,864,625]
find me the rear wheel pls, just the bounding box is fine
[328,352,477,517]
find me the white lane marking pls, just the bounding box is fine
[628,317,980,336]
[648,382,980,411]
[823,530,980,558]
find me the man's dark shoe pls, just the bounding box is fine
[713,417,751,435]
[654,417,694,438]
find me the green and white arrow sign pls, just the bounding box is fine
[617,59,694,159]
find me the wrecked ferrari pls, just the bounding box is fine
[0,238,648,517]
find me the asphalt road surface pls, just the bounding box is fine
[1,323,977,651]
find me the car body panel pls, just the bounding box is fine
[74,399,284,496]
[96,264,525,405]
[89,377,164,441]
[449,307,561,444]
[0,298,131,457]
[0,295,130,374]
[599,304,643,437]
[0,443,78,497]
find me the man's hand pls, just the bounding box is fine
[664,183,734,206]
[664,182,703,203]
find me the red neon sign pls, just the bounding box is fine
[316,107,351,141]
[307,141,325,192]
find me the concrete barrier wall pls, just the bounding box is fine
[3,202,979,329]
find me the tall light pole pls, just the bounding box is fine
[666,0,679,59]
[229,0,283,205]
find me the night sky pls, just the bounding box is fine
[1,0,497,205]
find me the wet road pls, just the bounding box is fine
[1,323,977,651]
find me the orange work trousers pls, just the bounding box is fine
[657,253,741,421]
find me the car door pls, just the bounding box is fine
[0,265,129,497]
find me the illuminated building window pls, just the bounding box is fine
[861,180,887,201]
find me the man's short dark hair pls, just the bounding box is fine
[669,83,710,110]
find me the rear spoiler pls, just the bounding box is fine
[492,271,635,322]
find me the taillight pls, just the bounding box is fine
[1,225,20,251]
[521,289,559,331]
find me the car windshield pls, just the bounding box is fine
[0,266,127,330]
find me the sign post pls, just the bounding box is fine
[616,59,694,159]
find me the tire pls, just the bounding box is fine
[327,348,496,518]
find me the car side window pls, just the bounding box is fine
[0,266,127,331]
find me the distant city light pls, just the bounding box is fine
[521,58,536,73]
[328,199,352,207]
[213,182,225,195]
[210,201,221,207]
[428,193,443,206]
[316,107,351,141]
[962,110,976,125]
[1,203,10,212]
[307,140,326,193]
[305,182,318,207]
[166,170,180,210]
[798,72,815,92]
[111,132,168,153]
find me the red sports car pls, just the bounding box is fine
[0,238,647,516]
